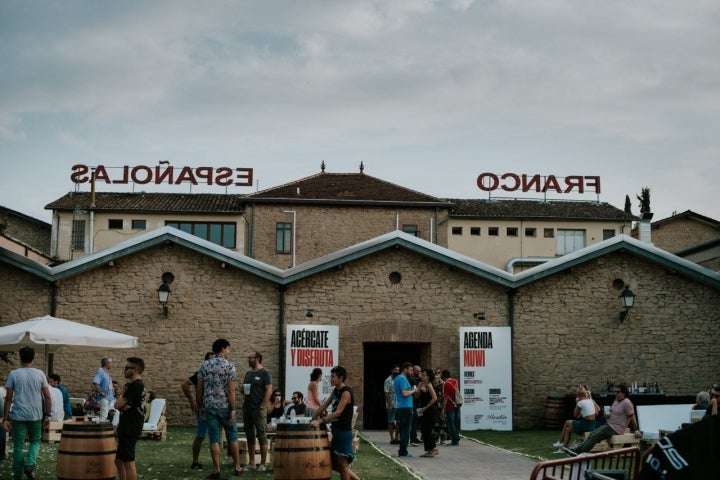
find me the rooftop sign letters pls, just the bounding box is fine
[71,164,253,187]
[477,173,601,194]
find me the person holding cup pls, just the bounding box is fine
[242,350,273,472]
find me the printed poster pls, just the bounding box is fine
[285,325,339,405]
[459,326,512,431]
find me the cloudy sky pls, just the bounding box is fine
[1,0,718,224]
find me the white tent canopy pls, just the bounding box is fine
[0,315,138,369]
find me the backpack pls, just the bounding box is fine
[453,380,464,406]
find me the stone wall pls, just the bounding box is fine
[652,217,719,252]
[512,251,720,428]
[1,241,718,430]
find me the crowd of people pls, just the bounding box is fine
[383,362,463,459]
[1,348,146,480]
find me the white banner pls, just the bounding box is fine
[459,326,513,431]
[284,325,339,405]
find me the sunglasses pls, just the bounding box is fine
[124,366,136,371]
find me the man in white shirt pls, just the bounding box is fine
[47,377,65,422]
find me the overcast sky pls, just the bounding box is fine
[1,0,718,224]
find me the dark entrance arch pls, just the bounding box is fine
[362,342,430,430]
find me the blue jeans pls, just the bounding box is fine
[11,420,42,478]
[0,422,6,459]
[573,424,615,453]
[445,408,460,445]
[396,408,413,456]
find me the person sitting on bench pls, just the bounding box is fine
[566,384,641,455]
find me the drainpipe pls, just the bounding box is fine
[247,203,255,257]
[89,168,96,254]
[507,288,516,406]
[278,284,286,394]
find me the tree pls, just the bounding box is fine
[624,195,632,214]
[636,187,651,214]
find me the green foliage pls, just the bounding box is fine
[624,195,632,214]
[636,187,651,214]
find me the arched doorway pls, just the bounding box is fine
[362,342,430,430]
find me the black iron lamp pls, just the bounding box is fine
[619,286,635,322]
[157,282,171,317]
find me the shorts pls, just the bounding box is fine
[387,407,397,423]
[572,418,596,435]
[116,435,139,462]
[242,405,268,446]
[205,408,238,445]
[330,429,355,465]
[195,412,208,438]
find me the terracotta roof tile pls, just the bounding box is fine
[249,172,445,204]
[446,198,632,220]
[45,192,245,213]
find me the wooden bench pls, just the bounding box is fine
[584,429,640,452]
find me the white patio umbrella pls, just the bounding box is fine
[0,315,138,371]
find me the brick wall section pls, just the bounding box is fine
[512,251,720,428]
[246,204,446,267]
[0,209,51,255]
[652,218,719,252]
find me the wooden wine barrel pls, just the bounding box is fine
[544,395,567,429]
[273,423,331,480]
[57,421,117,480]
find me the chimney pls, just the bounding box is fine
[639,212,653,243]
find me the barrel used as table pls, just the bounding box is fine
[544,395,566,429]
[57,421,117,480]
[273,422,331,480]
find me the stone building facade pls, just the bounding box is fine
[2,228,718,430]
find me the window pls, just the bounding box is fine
[488,227,499,236]
[108,219,123,230]
[72,220,85,251]
[507,227,518,237]
[557,229,586,255]
[131,219,146,230]
[276,222,292,254]
[402,224,419,237]
[544,228,554,238]
[470,227,480,236]
[603,229,615,240]
[525,228,537,237]
[166,222,237,249]
[452,227,463,235]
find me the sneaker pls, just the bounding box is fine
[553,448,564,454]
[234,467,245,475]
[398,453,413,458]
[410,442,420,447]
[552,441,564,448]
[562,447,579,457]
[24,467,36,480]
[256,465,266,471]
[190,463,204,470]
[205,472,221,480]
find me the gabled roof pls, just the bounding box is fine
[513,234,720,288]
[281,231,516,286]
[0,205,51,227]
[50,226,284,283]
[651,210,720,230]
[249,171,450,207]
[447,198,633,221]
[45,192,246,214]
[3,227,719,291]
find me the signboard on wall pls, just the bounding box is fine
[285,325,339,405]
[459,326,513,431]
